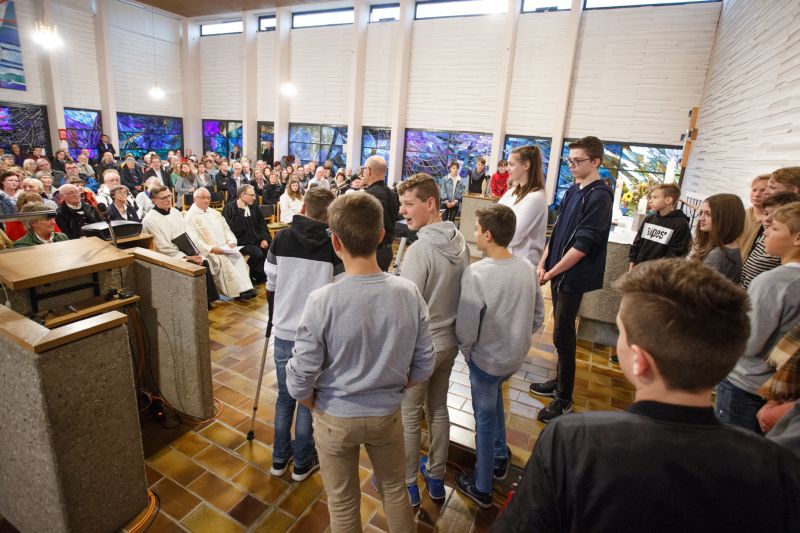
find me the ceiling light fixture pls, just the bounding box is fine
[32,20,63,50]
[281,82,297,97]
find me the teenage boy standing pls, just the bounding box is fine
[396,173,471,505]
[531,136,613,422]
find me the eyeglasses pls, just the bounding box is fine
[155,195,172,201]
[561,157,592,167]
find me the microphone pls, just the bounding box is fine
[96,203,118,248]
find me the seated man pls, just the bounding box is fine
[493,259,800,532]
[14,204,69,247]
[55,184,100,239]
[97,169,136,209]
[222,184,271,284]
[185,188,256,300]
[142,185,220,307]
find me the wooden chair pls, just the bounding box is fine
[209,191,224,211]
[258,204,277,225]
[181,193,194,212]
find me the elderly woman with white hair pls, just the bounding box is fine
[22,176,58,209]
[14,204,69,247]
[184,187,256,300]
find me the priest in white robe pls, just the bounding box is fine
[141,185,220,306]
[185,188,256,300]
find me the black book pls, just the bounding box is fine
[171,233,198,256]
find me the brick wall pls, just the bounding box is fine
[199,33,243,120]
[54,0,100,110]
[256,31,276,122]
[362,21,400,128]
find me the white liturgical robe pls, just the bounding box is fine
[185,203,254,297]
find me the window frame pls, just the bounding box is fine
[583,0,719,10]
[256,121,275,161]
[258,15,277,31]
[292,8,356,29]
[369,3,401,22]
[414,0,508,21]
[199,20,244,37]
[520,0,572,12]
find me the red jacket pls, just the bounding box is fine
[490,172,509,197]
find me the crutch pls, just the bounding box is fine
[392,237,408,275]
[247,289,274,441]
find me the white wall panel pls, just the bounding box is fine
[565,3,720,145]
[683,0,800,201]
[506,11,571,138]
[55,2,101,110]
[405,16,505,132]
[108,2,183,117]
[199,33,243,120]
[362,21,399,127]
[0,0,46,105]
[256,31,276,121]
[288,25,352,124]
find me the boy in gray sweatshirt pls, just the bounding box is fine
[396,173,471,505]
[286,193,434,532]
[455,204,544,509]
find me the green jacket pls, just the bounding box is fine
[14,230,70,247]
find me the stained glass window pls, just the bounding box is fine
[64,108,102,160]
[503,135,552,180]
[202,119,242,158]
[555,139,681,211]
[361,127,391,166]
[257,121,274,161]
[117,113,183,159]
[0,102,50,154]
[288,124,348,169]
[403,129,492,180]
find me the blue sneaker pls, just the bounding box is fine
[419,456,446,502]
[407,482,421,507]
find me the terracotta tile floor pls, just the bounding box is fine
[0,284,633,533]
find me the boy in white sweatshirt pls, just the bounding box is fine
[455,204,544,509]
[396,173,471,505]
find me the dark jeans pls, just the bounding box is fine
[552,288,584,402]
[273,337,315,466]
[377,244,393,272]
[715,379,765,434]
[240,244,266,282]
[443,206,459,223]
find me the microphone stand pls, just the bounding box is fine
[98,204,134,299]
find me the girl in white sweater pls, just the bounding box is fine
[497,145,548,266]
[279,177,304,223]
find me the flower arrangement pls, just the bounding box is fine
[620,177,661,213]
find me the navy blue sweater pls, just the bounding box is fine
[545,180,613,293]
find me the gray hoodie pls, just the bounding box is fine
[399,221,471,351]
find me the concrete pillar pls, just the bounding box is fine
[545,0,584,203]
[273,8,292,159]
[345,0,369,170]
[387,0,415,184]
[34,0,66,152]
[180,19,202,156]
[488,0,523,174]
[92,0,118,151]
[242,12,259,160]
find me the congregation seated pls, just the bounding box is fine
[279,177,303,223]
[55,184,100,239]
[143,155,169,188]
[185,188,256,300]
[95,151,117,179]
[141,185,220,306]
[224,162,248,202]
[4,191,62,241]
[120,156,145,194]
[21,177,57,209]
[0,169,20,214]
[97,169,136,210]
[108,185,140,222]
[223,184,271,284]
[35,157,64,186]
[14,204,69,247]
[75,152,97,185]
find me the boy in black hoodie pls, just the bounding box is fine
[628,183,691,268]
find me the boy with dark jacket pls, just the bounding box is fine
[531,136,613,422]
[628,183,691,268]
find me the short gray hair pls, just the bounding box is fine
[193,187,211,199]
[237,184,254,199]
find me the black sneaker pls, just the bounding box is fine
[529,379,558,397]
[537,399,573,423]
[455,472,492,510]
[270,455,292,477]
[493,445,512,480]
[291,454,320,481]
[609,354,619,365]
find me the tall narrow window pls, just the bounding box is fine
[64,108,102,160]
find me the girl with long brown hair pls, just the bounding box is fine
[497,144,548,266]
[690,193,745,282]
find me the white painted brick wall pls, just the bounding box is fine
[405,15,505,132]
[683,0,800,202]
[288,25,353,124]
[362,21,399,128]
[506,11,572,137]
[256,31,276,121]
[565,3,720,145]
[54,2,101,110]
[199,33,243,120]
[108,2,183,117]
[0,0,46,105]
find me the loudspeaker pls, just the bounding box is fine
[81,220,143,240]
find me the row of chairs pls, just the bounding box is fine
[173,190,280,224]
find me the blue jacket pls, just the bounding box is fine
[440,176,466,204]
[546,180,613,293]
[0,191,14,215]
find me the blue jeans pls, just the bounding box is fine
[468,359,510,494]
[273,337,315,466]
[715,379,765,434]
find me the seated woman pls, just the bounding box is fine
[108,185,141,222]
[95,151,117,178]
[251,167,268,198]
[689,193,745,282]
[173,162,197,197]
[135,177,161,220]
[4,191,62,241]
[263,171,283,205]
[13,204,69,247]
[279,177,303,223]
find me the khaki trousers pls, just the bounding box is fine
[401,347,458,485]
[314,408,414,533]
